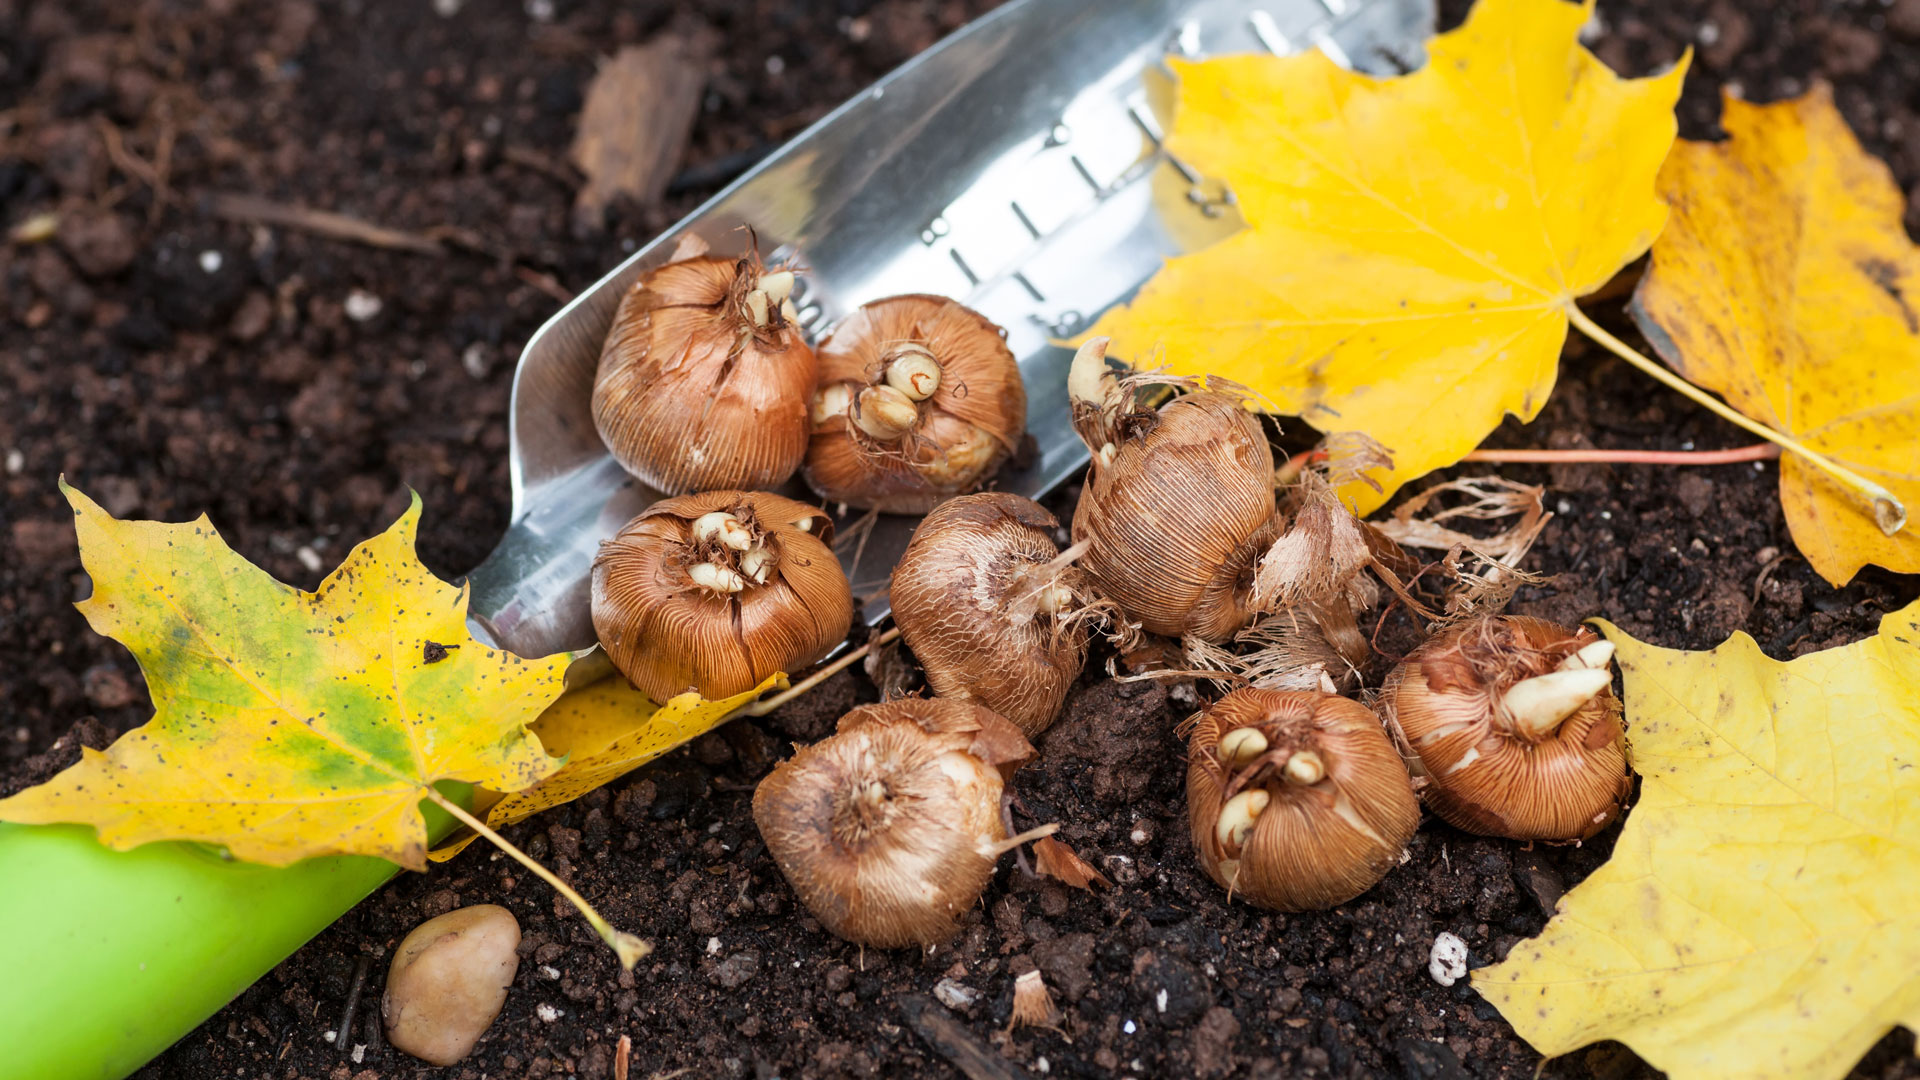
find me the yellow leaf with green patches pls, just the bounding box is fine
[0,482,569,871]
[1474,602,1920,1080]
[430,672,784,861]
[1082,0,1687,511]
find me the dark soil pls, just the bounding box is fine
[3,0,1917,1078]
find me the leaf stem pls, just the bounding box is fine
[423,786,650,969]
[742,627,902,717]
[1568,304,1906,536]
[1463,443,1780,466]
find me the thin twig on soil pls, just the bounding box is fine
[1464,443,1780,465]
[899,994,1031,1080]
[206,193,445,256]
[335,956,369,1056]
[514,265,575,303]
[741,627,903,717]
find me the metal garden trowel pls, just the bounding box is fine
[468,0,1437,661]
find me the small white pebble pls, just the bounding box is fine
[198,250,223,274]
[539,964,561,980]
[432,0,464,15]
[1129,828,1148,845]
[535,1003,563,1022]
[1123,1019,1137,1034]
[1428,931,1469,987]
[351,1045,365,1064]
[296,546,322,573]
[1154,988,1168,1014]
[1755,546,1779,565]
[322,1030,337,1044]
[1169,683,1197,707]
[1555,498,1572,515]
[1753,461,1766,471]
[1695,22,1719,47]
[765,55,786,75]
[4,449,22,474]
[932,978,980,1011]
[1600,510,1612,520]
[344,290,383,322]
[1036,1057,1051,1074]
[462,343,491,380]
[707,937,723,955]
[1680,440,1695,451]
[524,0,554,20]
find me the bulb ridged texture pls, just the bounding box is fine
[1073,392,1279,641]
[590,491,851,702]
[753,699,1035,948]
[592,252,816,494]
[804,294,1026,513]
[1187,688,1418,911]
[1378,615,1629,841]
[890,493,1090,737]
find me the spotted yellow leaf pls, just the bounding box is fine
[0,483,568,871]
[1083,0,1687,510]
[1631,84,1920,585]
[1475,603,1920,1080]
[430,672,784,861]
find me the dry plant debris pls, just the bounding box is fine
[569,27,717,232]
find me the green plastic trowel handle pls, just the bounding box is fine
[0,791,464,1080]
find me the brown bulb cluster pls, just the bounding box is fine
[889,493,1093,737]
[1378,615,1630,841]
[591,491,852,702]
[593,242,815,494]
[1066,338,1280,642]
[753,699,1046,948]
[1187,688,1418,911]
[804,294,1027,513]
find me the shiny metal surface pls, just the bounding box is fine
[467,0,1436,659]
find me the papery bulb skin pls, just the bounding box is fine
[1378,615,1629,841]
[752,699,1036,948]
[1187,688,1418,911]
[804,295,1026,513]
[890,493,1091,737]
[590,491,852,702]
[1067,339,1279,642]
[592,246,816,494]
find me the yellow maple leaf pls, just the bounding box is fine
[1475,603,1920,1080]
[1083,0,1687,511]
[430,673,784,861]
[0,483,568,871]
[1630,84,1920,585]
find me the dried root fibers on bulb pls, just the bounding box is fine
[753,699,1043,949]
[1378,615,1629,841]
[590,491,851,702]
[1067,339,1280,643]
[1187,689,1418,912]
